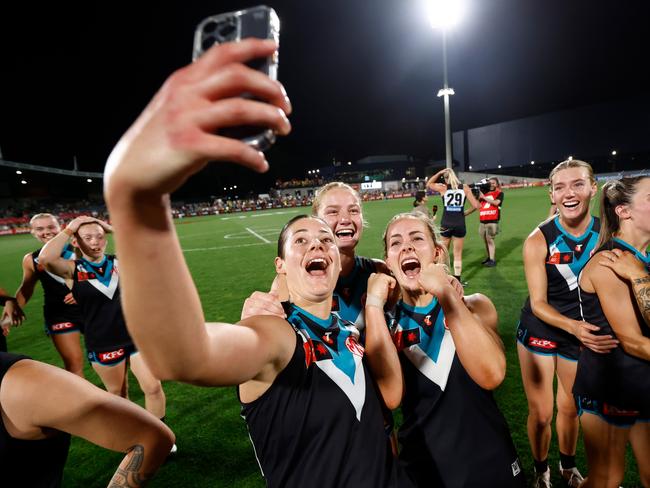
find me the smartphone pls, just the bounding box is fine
[193,6,280,152]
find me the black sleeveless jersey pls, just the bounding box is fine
[440,187,467,229]
[392,299,524,487]
[71,255,132,351]
[522,216,600,318]
[239,303,401,488]
[32,244,83,324]
[0,352,71,488]
[332,255,376,333]
[574,238,650,410]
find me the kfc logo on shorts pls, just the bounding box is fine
[345,336,365,357]
[528,337,557,350]
[51,322,75,331]
[99,348,125,362]
[603,403,640,417]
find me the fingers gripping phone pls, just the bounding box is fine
[193,5,280,152]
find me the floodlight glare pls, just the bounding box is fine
[426,0,465,29]
[437,88,455,97]
[87,178,93,183]
[611,150,617,156]
[16,170,22,175]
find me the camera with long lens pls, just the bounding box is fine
[469,178,491,198]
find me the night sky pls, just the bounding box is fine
[1,0,648,192]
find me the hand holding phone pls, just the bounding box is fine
[193,6,280,151]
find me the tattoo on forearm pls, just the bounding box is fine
[631,276,650,324]
[108,445,153,487]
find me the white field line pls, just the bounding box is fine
[182,242,270,253]
[245,227,272,244]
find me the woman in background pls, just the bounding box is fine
[426,168,479,285]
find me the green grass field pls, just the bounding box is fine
[0,186,642,487]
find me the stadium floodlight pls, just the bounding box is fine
[87,178,93,183]
[348,161,352,165]
[611,150,617,156]
[425,0,465,169]
[498,164,502,169]
[21,180,27,184]
[530,160,535,165]
[568,156,573,161]
[425,0,465,29]
[16,170,22,175]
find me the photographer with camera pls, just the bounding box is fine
[470,177,504,267]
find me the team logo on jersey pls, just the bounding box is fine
[528,337,557,350]
[291,309,367,421]
[77,258,119,299]
[575,244,582,252]
[397,301,455,391]
[345,335,365,357]
[393,328,421,351]
[303,339,333,367]
[547,252,574,264]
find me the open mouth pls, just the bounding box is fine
[305,257,328,276]
[401,258,421,278]
[335,229,355,239]
[563,201,579,209]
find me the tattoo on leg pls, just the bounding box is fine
[108,444,153,487]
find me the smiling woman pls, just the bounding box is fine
[515,159,618,487]
[365,211,524,487]
[103,39,410,488]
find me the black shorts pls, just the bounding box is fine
[87,344,137,366]
[576,395,650,427]
[439,224,466,238]
[516,309,581,361]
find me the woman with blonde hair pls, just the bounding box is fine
[366,211,524,487]
[516,159,617,487]
[426,168,479,285]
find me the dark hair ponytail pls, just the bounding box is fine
[597,176,650,249]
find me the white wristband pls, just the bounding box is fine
[365,294,386,309]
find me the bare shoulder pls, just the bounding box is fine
[22,252,35,269]
[463,293,498,330]
[463,293,496,313]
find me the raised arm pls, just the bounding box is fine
[0,358,174,487]
[38,216,101,279]
[103,39,292,385]
[419,263,505,390]
[523,229,618,353]
[364,273,403,409]
[426,169,448,194]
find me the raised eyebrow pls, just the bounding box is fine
[409,230,426,236]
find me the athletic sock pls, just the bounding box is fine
[534,458,549,474]
[559,452,576,470]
